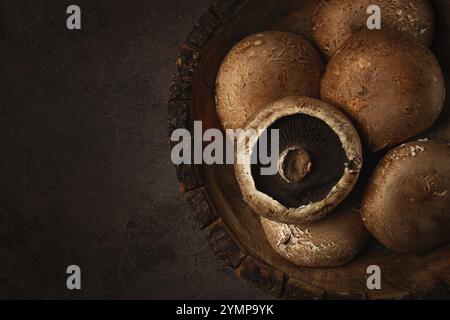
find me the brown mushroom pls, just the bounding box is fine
[321,29,445,152]
[261,192,369,267]
[216,31,324,130]
[235,96,362,224]
[426,74,450,142]
[313,0,435,59]
[362,140,450,253]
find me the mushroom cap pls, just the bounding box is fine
[313,0,435,59]
[235,96,363,225]
[216,31,324,129]
[261,192,369,268]
[362,140,450,253]
[321,29,445,152]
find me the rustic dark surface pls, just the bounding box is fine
[0,0,270,299]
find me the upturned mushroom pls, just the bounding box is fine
[313,0,435,59]
[235,96,362,225]
[261,192,369,267]
[216,31,324,130]
[321,29,445,152]
[362,140,450,253]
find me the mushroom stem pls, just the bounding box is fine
[279,147,312,183]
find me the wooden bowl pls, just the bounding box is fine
[168,0,450,299]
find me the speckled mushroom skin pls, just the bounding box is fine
[362,140,450,253]
[216,31,324,130]
[235,96,362,225]
[313,0,435,59]
[321,29,445,152]
[261,194,369,267]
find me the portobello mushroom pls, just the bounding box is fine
[216,31,324,129]
[321,29,445,152]
[235,96,362,224]
[362,140,450,253]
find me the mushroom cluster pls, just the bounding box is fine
[215,0,448,268]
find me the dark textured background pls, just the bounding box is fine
[0,0,269,299]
